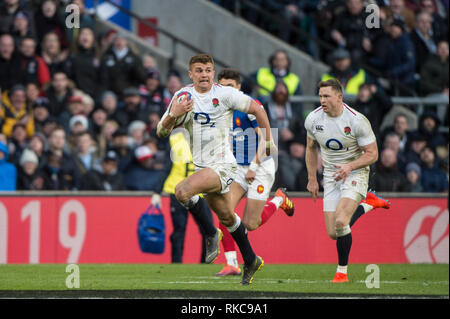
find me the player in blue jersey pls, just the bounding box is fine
[215,68,295,276]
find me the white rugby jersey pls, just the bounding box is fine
[304,103,376,178]
[166,83,252,168]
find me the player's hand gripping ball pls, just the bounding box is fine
[174,91,192,126]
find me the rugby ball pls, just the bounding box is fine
[174,91,192,126]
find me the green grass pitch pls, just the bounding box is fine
[0,264,448,298]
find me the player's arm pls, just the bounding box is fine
[156,96,193,138]
[246,100,274,156]
[333,141,378,182]
[305,135,320,202]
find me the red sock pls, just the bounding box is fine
[260,201,277,226]
[219,223,235,252]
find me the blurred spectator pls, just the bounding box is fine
[44,71,73,117]
[99,90,119,122]
[141,68,165,116]
[8,122,28,166]
[128,120,147,149]
[354,83,393,139]
[96,118,118,158]
[34,0,68,50]
[369,18,416,95]
[90,107,107,141]
[251,49,301,101]
[142,53,157,71]
[115,87,148,128]
[0,0,34,35]
[369,148,409,192]
[99,34,147,97]
[419,144,449,193]
[109,127,133,172]
[28,132,48,168]
[41,116,59,138]
[40,31,70,76]
[80,149,125,191]
[416,111,447,148]
[25,82,47,109]
[0,140,17,190]
[44,126,81,190]
[322,48,371,96]
[381,113,411,153]
[163,72,183,110]
[59,95,86,134]
[16,148,46,190]
[65,0,94,50]
[123,145,164,191]
[0,33,21,90]
[263,81,304,152]
[405,161,424,192]
[418,0,448,42]
[70,27,100,99]
[98,28,117,57]
[10,11,35,47]
[72,131,101,176]
[329,0,370,65]
[410,11,438,73]
[32,100,51,133]
[0,84,34,138]
[404,131,427,165]
[419,40,449,101]
[17,37,51,89]
[383,131,408,173]
[382,0,416,31]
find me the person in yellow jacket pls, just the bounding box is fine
[159,131,215,263]
[252,49,302,100]
[321,48,368,96]
[0,84,34,138]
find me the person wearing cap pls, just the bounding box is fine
[99,33,147,97]
[404,131,427,166]
[17,148,46,190]
[10,11,34,47]
[405,162,423,192]
[123,144,164,191]
[416,111,446,148]
[0,83,34,138]
[109,127,133,172]
[321,48,369,95]
[128,120,147,149]
[80,149,125,191]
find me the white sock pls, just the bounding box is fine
[337,265,348,274]
[182,194,199,209]
[361,202,373,213]
[224,251,238,268]
[270,196,283,209]
[226,213,241,233]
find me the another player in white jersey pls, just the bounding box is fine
[157,54,273,285]
[305,79,390,283]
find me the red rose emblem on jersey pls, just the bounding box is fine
[235,117,241,127]
[344,126,351,135]
[257,185,264,194]
[212,98,219,107]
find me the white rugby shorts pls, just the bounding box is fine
[322,168,369,212]
[234,158,276,201]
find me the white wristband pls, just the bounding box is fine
[249,162,258,172]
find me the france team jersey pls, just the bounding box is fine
[232,109,258,166]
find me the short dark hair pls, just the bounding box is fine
[189,53,214,69]
[217,68,241,84]
[318,79,343,94]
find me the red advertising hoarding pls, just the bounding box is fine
[0,196,447,264]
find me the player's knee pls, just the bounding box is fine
[335,218,348,230]
[243,217,260,231]
[219,213,235,228]
[174,184,190,205]
[327,230,337,240]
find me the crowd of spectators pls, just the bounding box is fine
[0,0,448,194]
